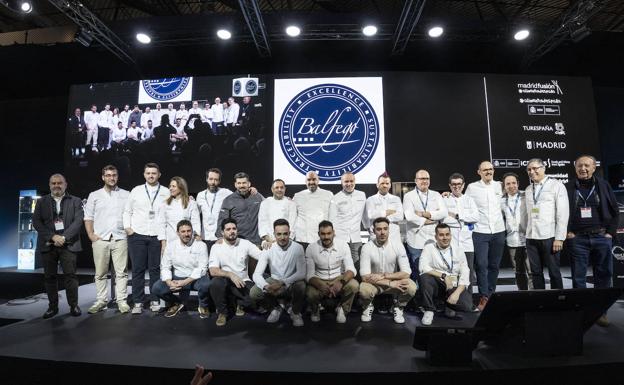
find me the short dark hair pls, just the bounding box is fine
[372,217,390,227]
[448,172,465,184]
[435,223,451,234]
[177,219,192,231]
[318,220,333,230]
[144,162,160,172]
[273,218,290,229]
[234,172,250,181]
[502,172,519,184]
[101,165,117,175]
[221,218,237,230]
[206,168,222,179]
[272,178,285,187]
[377,172,391,182]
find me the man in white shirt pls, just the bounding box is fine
[111,121,126,152]
[329,172,366,267]
[443,173,479,286]
[187,101,202,130]
[293,171,333,249]
[84,165,131,314]
[142,120,154,141]
[152,103,164,127]
[140,106,153,130]
[97,103,113,151]
[465,161,506,311]
[200,102,213,126]
[151,220,211,318]
[525,158,569,289]
[212,97,225,134]
[119,104,130,129]
[197,168,232,251]
[225,97,240,131]
[403,169,448,282]
[84,104,99,151]
[305,220,359,323]
[165,103,176,126]
[501,172,531,290]
[258,179,297,250]
[123,163,170,314]
[125,121,140,149]
[359,218,416,324]
[364,172,404,244]
[419,223,473,325]
[175,103,189,128]
[208,218,262,326]
[250,219,306,326]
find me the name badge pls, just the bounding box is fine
[241,112,246,117]
[531,207,540,219]
[449,274,458,288]
[149,210,155,220]
[54,220,64,231]
[580,207,592,218]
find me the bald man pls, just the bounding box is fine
[293,171,333,250]
[33,174,85,319]
[329,172,366,266]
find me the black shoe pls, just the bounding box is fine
[444,307,463,321]
[43,307,58,319]
[70,306,82,317]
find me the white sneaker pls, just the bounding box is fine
[267,308,282,323]
[150,301,161,312]
[393,306,405,324]
[290,313,304,327]
[421,311,434,326]
[361,303,374,322]
[336,307,347,324]
[118,301,131,314]
[131,304,142,315]
[311,307,321,322]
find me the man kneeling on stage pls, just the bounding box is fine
[359,217,417,324]
[305,220,359,324]
[151,220,211,318]
[419,223,473,326]
[250,219,307,327]
[209,218,261,326]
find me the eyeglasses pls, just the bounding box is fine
[416,177,430,181]
[449,183,463,187]
[527,166,544,172]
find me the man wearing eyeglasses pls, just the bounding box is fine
[525,158,569,290]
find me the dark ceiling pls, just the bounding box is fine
[1,0,624,98]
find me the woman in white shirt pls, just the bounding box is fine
[157,176,201,250]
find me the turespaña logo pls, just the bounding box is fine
[278,83,380,181]
[141,77,191,101]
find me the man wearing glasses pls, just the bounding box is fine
[525,158,569,290]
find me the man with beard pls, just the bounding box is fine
[293,171,333,250]
[216,172,264,246]
[197,168,232,252]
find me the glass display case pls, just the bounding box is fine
[18,189,40,270]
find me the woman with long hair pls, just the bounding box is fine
[157,176,201,250]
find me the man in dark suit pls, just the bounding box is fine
[68,107,86,157]
[33,174,84,319]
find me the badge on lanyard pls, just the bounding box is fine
[449,274,459,288]
[54,219,64,231]
[580,207,592,218]
[531,207,540,219]
[149,210,156,220]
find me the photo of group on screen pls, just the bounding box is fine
[68,96,258,157]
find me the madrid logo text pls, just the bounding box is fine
[142,77,191,101]
[278,84,380,181]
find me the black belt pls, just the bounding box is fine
[574,227,606,236]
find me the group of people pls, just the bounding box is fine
[68,97,256,156]
[33,154,618,328]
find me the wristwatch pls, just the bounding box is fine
[339,278,347,286]
[440,273,447,281]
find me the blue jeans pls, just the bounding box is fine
[472,231,505,297]
[405,244,423,283]
[128,233,161,304]
[152,275,212,307]
[567,234,613,289]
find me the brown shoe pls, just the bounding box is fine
[477,296,488,312]
[595,315,610,327]
[198,306,210,319]
[216,313,227,326]
[164,303,184,318]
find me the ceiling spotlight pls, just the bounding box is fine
[362,25,378,37]
[217,29,232,40]
[514,29,530,41]
[428,26,444,38]
[136,33,151,44]
[285,25,301,37]
[20,1,32,13]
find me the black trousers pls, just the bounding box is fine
[128,234,161,303]
[42,247,78,308]
[209,276,254,314]
[420,274,473,312]
[526,238,563,289]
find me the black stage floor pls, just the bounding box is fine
[0,272,623,384]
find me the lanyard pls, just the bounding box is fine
[437,246,453,272]
[205,190,218,214]
[506,194,520,216]
[576,185,596,207]
[144,184,161,210]
[417,190,429,211]
[532,178,549,205]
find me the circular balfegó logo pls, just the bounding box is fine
[245,79,257,94]
[233,80,242,95]
[278,83,380,181]
[142,77,191,101]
